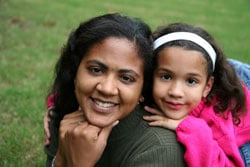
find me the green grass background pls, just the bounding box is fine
[0,0,249,166]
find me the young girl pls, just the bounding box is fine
[143,23,250,167]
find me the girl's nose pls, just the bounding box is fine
[168,82,184,98]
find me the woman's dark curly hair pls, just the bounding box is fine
[48,13,153,126]
[152,23,246,125]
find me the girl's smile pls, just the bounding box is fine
[164,100,185,111]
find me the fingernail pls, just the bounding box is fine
[112,120,119,127]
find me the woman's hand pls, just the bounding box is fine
[55,109,119,167]
[143,106,185,131]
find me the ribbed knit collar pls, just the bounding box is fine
[189,99,206,117]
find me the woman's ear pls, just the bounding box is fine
[203,76,214,98]
[139,95,144,103]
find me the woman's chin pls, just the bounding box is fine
[88,117,115,128]
[92,122,112,128]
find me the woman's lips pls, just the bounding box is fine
[91,98,118,113]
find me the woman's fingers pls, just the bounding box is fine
[57,109,120,166]
[63,109,85,119]
[97,120,119,143]
[59,110,87,139]
[60,119,119,166]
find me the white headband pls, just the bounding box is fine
[153,32,217,71]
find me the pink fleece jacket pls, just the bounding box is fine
[176,85,250,167]
[47,94,55,109]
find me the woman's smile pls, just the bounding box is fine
[91,97,118,113]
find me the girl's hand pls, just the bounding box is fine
[55,109,119,167]
[143,106,185,131]
[43,107,52,146]
[44,94,56,146]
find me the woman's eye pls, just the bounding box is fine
[120,75,135,84]
[88,67,102,75]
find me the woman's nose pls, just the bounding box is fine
[96,76,118,96]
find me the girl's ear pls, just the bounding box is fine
[203,76,214,98]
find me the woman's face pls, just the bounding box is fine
[75,37,144,127]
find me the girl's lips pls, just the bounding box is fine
[165,101,184,110]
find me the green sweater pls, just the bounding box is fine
[45,105,186,167]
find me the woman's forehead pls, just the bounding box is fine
[82,37,144,73]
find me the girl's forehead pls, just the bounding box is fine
[157,47,208,74]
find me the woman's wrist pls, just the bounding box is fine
[54,152,66,167]
[51,156,56,167]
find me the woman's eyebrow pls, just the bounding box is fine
[119,69,140,77]
[86,60,108,70]
[86,60,140,77]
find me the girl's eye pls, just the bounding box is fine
[160,74,171,81]
[120,74,135,84]
[187,78,198,85]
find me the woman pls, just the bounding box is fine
[44,13,185,167]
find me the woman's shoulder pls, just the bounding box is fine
[143,125,179,145]
[126,122,186,166]
[135,105,183,146]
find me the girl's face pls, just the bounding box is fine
[75,37,144,127]
[153,46,214,120]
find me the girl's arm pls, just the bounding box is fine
[177,116,244,167]
[144,106,244,167]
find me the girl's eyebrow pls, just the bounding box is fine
[156,68,203,77]
[186,73,203,79]
[86,60,140,77]
[156,68,171,73]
